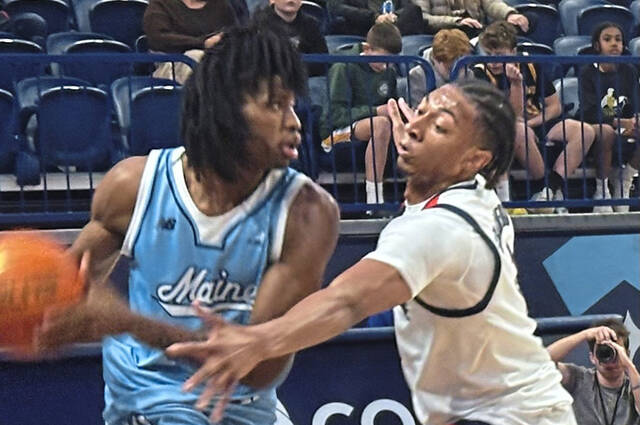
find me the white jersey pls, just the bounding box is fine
[365,175,576,425]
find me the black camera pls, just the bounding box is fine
[595,344,617,364]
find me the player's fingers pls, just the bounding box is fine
[388,99,405,133]
[194,302,226,330]
[196,379,219,410]
[78,251,90,293]
[184,359,222,392]
[398,97,414,121]
[210,382,236,423]
[166,341,211,360]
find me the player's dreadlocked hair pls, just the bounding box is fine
[454,79,515,188]
[181,23,307,182]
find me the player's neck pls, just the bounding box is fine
[182,156,267,216]
[404,175,470,204]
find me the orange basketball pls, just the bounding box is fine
[0,232,83,353]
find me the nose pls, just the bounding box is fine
[284,105,301,133]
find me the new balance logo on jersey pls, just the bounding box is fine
[155,268,257,317]
[158,217,176,230]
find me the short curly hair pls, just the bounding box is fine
[479,21,518,51]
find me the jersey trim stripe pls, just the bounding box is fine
[413,203,502,317]
[122,149,165,257]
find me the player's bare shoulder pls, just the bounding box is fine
[91,156,148,235]
[289,180,339,236]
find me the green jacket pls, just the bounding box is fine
[320,43,397,139]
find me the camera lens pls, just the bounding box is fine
[595,344,617,363]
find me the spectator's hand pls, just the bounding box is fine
[584,325,618,344]
[459,18,483,29]
[204,32,223,49]
[387,98,414,152]
[602,340,635,371]
[505,63,523,84]
[376,13,397,24]
[507,13,529,32]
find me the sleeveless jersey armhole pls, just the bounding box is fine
[269,174,310,263]
[121,150,165,257]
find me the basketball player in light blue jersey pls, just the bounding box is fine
[35,24,339,425]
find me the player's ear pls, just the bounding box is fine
[465,148,493,176]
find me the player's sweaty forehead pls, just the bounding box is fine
[417,85,475,123]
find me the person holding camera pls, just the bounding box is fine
[547,319,640,425]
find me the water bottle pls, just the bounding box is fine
[382,0,394,14]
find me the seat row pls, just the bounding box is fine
[1,0,146,47]
[0,76,182,184]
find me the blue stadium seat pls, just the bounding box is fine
[417,43,432,57]
[0,38,43,92]
[334,42,359,54]
[15,76,91,130]
[558,0,606,35]
[325,35,365,53]
[400,34,434,56]
[135,34,148,52]
[300,1,328,35]
[127,86,183,155]
[4,0,70,34]
[577,5,634,40]
[514,3,563,46]
[46,31,112,54]
[35,86,113,169]
[89,0,147,48]
[517,41,554,55]
[553,35,591,55]
[111,76,180,154]
[70,0,101,32]
[0,89,17,172]
[629,36,640,55]
[61,39,132,87]
[553,77,580,117]
[631,0,640,29]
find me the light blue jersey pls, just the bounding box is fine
[103,147,309,425]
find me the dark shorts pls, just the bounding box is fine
[532,116,563,142]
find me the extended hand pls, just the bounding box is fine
[505,63,523,84]
[166,304,268,422]
[34,253,130,354]
[376,13,397,24]
[584,325,618,344]
[506,13,529,32]
[459,17,483,29]
[387,97,413,152]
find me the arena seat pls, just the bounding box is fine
[0,38,43,92]
[0,89,17,173]
[246,0,267,15]
[514,3,563,46]
[400,34,434,56]
[126,85,183,155]
[34,85,114,170]
[4,0,70,34]
[61,39,132,87]
[577,4,634,40]
[70,0,102,32]
[300,1,328,35]
[15,76,91,132]
[553,77,580,118]
[325,34,365,53]
[629,36,640,55]
[631,0,640,29]
[553,35,591,77]
[89,0,147,48]
[558,0,606,35]
[46,31,112,54]
[111,76,181,154]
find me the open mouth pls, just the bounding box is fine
[282,142,299,160]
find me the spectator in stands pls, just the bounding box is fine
[413,0,529,38]
[547,319,640,424]
[408,28,472,107]
[474,21,595,211]
[253,0,328,77]
[320,23,401,208]
[327,0,424,36]
[143,0,237,81]
[578,21,640,213]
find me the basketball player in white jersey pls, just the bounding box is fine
[168,79,578,425]
[34,25,339,425]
